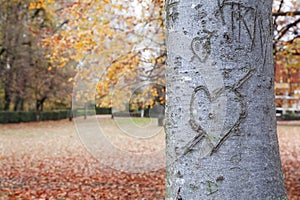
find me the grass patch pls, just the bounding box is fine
[110,117,158,128]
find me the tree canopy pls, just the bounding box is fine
[0,0,299,112]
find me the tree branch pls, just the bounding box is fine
[53,20,69,33]
[273,11,300,17]
[273,0,285,31]
[275,18,300,42]
[0,48,6,56]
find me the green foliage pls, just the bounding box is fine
[0,112,20,123]
[72,109,95,118]
[59,110,70,119]
[281,113,300,120]
[40,111,71,121]
[40,112,58,121]
[19,112,37,122]
[95,107,112,115]
[0,110,71,123]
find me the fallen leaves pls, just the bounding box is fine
[277,123,300,200]
[0,120,299,199]
[0,120,165,199]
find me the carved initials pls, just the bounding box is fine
[217,0,257,47]
[216,0,272,63]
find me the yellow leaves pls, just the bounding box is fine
[148,99,154,107]
[286,12,296,17]
[41,38,52,48]
[113,4,123,11]
[73,30,97,51]
[59,61,66,68]
[29,0,54,10]
[156,56,165,64]
[102,0,111,4]
[33,0,166,109]
[67,78,74,83]
[150,88,158,98]
[29,1,45,10]
[73,42,84,51]
[125,17,136,26]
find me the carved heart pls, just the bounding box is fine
[191,36,211,63]
[188,85,246,157]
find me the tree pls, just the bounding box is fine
[0,0,33,111]
[0,0,74,112]
[0,0,166,115]
[165,0,286,199]
[273,0,300,54]
[273,0,300,99]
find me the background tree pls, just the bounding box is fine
[0,0,167,115]
[0,0,74,112]
[273,0,300,53]
[1,0,297,113]
[273,0,300,100]
[165,0,286,199]
[38,0,166,113]
[0,0,33,111]
[95,0,166,111]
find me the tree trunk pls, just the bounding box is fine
[84,103,87,119]
[165,0,286,199]
[36,97,46,121]
[4,88,11,111]
[36,97,46,112]
[14,94,24,111]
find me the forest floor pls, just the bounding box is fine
[0,117,298,199]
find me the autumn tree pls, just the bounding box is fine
[93,0,166,110]
[102,0,166,114]
[273,0,300,97]
[39,0,166,115]
[0,0,75,112]
[165,0,286,199]
[0,0,33,111]
[273,0,300,53]
[0,0,166,116]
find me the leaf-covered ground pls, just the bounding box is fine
[277,121,300,200]
[0,118,165,199]
[0,118,299,199]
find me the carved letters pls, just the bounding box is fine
[216,0,272,55]
[167,1,268,159]
[182,1,262,158]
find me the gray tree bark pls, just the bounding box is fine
[165,0,287,199]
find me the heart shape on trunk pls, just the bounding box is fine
[187,85,246,156]
[191,36,212,63]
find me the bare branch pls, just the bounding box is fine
[275,18,300,42]
[273,11,300,17]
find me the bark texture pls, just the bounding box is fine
[165,0,287,199]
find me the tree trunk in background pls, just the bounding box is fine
[165,0,287,199]
[36,97,46,121]
[4,87,11,111]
